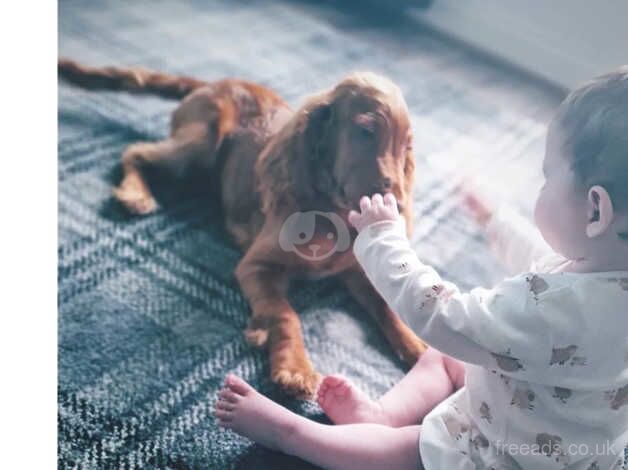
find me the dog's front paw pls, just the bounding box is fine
[244,317,273,348]
[272,366,322,399]
[113,185,158,215]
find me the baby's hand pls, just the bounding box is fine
[460,184,495,228]
[348,193,401,232]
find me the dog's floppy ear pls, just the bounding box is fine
[402,133,416,236]
[293,102,336,202]
[256,95,336,213]
[300,102,333,160]
[403,133,415,191]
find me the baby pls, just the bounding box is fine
[215,67,628,470]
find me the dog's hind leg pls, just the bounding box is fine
[114,123,210,214]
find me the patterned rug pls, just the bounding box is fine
[58,1,564,468]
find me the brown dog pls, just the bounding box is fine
[59,59,428,397]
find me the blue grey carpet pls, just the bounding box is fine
[58,1,564,468]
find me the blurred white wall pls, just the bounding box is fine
[411,1,628,89]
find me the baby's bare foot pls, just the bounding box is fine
[316,375,390,425]
[214,374,298,452]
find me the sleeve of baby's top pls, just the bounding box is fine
[486,205,553,276]
[354,220,549,373]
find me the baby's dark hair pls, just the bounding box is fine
[551,67,628,219]
[552,66,628,240]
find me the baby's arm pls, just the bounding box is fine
[350,194,546,373]
[464,190,553,275]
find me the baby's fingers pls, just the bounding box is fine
[462,191,493,227]
[348,210,362,229]
[371,193,384,208]
[383,193,399,214]
[359,196,372,212]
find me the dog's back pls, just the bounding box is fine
[58,58,292,248]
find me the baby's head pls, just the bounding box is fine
[534,66,628,269]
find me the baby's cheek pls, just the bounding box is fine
[534,186,553,229]
[533,198,543,230]
[534,191,557,245]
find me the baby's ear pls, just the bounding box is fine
[585,185,614,238]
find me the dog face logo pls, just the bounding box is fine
[279,211,351,261]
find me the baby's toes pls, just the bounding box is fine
[317,379,331,395]
[324,375,350,394]
[218,389,239,403]
[214,406,234,424]
[336,381,351,397]
[318,375,349,406]
[316,386,329,407]
[215,399,235,411]
[225,374,254,396]
[321,374,344,388]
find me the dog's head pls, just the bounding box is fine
[259,72,415,219]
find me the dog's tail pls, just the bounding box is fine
[58,58,209,99]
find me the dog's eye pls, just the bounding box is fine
[353,113,377,140]
[357,125,375,139]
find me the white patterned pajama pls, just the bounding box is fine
[353,207,628,470]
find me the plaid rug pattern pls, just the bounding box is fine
[58,1,563,468]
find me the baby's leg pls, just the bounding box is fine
[318,347,465,426]
[379,348,464,426]
[215,375,423,470]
